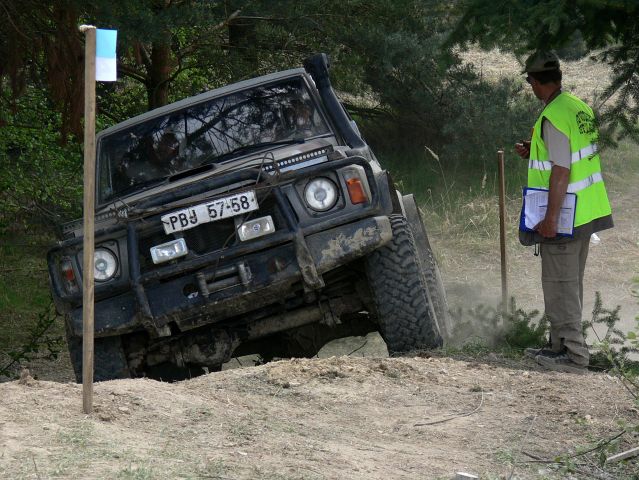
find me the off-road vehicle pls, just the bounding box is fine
[48,54,449,381]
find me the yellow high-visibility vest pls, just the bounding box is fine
[528,92,611,227]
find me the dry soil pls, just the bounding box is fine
[1,355,638,479]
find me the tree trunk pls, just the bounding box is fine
[228,18,258,79]
[47,3,84,140]
[147,41,172,110]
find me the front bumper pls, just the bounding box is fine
[65,215,392,337]
[50,156,397,338]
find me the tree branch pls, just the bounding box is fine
[0,1,30,40]
[117,63,148,83]
[414,390,484,427]
[212,9,243,31]
[341,102,387,118]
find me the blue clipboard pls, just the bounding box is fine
[519,187,577,237]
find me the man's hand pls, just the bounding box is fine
[535,217,558,238]
[514,140,531,159]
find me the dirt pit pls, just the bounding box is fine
[2,355,637,479]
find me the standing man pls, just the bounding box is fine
[515,52,613,373]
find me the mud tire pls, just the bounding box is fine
[403,194,452,339]
[66,323,131,382]
[365,214,442,353]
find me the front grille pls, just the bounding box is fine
[137,192,288,273]
[184,218,237,254]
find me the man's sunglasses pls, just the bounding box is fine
[526,76,534,85]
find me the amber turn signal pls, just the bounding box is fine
[346,178,368,204]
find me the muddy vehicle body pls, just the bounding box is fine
[48,54,449,381]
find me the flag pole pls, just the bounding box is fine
[79,24,96,414]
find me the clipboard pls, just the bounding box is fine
[519,187,577,237]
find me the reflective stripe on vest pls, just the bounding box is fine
[571,143,598,164]
[567,172,603,194]
[528,159,552,170]
[529,143,598,170]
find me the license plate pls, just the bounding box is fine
[161,191,259,234]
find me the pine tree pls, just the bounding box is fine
[450,0,639,143]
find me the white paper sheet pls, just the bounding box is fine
[523,189,576,235]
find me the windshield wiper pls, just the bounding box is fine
[200,138,306,166]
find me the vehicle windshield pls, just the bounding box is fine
[97,77,331,204]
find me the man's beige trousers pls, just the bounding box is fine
[540,237,591,366]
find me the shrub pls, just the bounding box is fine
[448,297,548,352]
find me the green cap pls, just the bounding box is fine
[522,51,560,73]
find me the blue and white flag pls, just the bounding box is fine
[96,29,117,82]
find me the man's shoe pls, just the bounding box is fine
[536,352,587,374]
[524,347,556,359]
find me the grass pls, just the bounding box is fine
[0,238,51,310]
[459,48,613,104]
[378,140,532,252]
[0,230,64,377]
[57,421,94,448]
[382,146,527,204]
[117,465,156,480]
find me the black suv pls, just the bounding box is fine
[48,54,449,381]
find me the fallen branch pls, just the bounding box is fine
[569,430,627,459]
[519,430,627,464]
[30,455,41,480]
[519,458,608,479]
[414,390,484,427]
[606,445,639,463]
[507,415,537,480]
[522,451,543,460]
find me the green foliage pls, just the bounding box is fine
[583,292,639,379]
[0,228,63,381]
[439,77,539,172]
[451,0,639,143]
[448,297,548,352]
[0,303,63,380]
[97,80,149,126]
[367,64,539,223]
[502,302,549,350]
[0,245,50,315]
[0,87,83,230]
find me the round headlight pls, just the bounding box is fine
[304,177,338,212]
[94,248,118,282]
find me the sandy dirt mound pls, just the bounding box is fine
[1,356,637,479]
